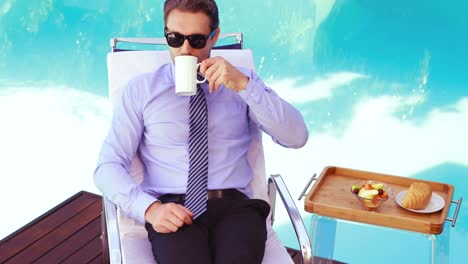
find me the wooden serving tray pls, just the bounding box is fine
[304,166,454,234]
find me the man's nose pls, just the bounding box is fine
[180,39,192,55]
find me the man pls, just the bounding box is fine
[94,0,308,263]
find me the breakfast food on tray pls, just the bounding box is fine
[351,181,389,210]
[352,182,388,198]
[401,182,432,209]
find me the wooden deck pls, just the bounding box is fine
[0,191,343,264]
[0,191,103,263]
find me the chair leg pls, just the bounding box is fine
[268,174,313,264]
[101,203,110,264]
[267,178,277,225]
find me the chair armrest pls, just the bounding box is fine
[103,196,123,264]
[268,174,312,264]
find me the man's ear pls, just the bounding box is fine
[210,27,221,48]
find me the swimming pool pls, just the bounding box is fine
[0,0,466,262]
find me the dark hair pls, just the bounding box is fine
[164,0,219,31]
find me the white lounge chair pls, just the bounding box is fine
[101,33,312,264]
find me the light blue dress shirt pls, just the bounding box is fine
[94,62,308,223]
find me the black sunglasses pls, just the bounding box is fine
[164,28,216,49]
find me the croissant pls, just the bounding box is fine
[402,182,432,209]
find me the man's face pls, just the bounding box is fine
[165,9,219,62]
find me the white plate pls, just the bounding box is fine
[395,190,445,213]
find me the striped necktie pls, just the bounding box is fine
[184,84,208,219]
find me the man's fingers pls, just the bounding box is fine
[214,76,223,92]
[204,61,219,92]
[208,66,223,93]
[174,204,192,216]
[154,225,171,233]
[160,219,179,232]
[181,206,194,218]
[200,57,247,92]
[172,204,193,225]
[200,57,218,75]
[147,203,192,233]
[166,212,185,227]
[154,219,177,233]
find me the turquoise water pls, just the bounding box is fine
[1,0,467,263]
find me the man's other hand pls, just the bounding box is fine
[200,56,249,93]
[145,201,193,233]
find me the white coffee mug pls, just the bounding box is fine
[175,55,207,96]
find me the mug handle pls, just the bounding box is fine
[196,63,207,83]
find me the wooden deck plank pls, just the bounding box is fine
[0,192,99,263]
[60,235,102,264]
[4,200,102,263]
[88,254,103,264]
[33,217,102,264]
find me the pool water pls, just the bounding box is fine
[0,0,467,262]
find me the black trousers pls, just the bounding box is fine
[144,190,270,264]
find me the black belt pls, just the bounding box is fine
[158,189,247,203]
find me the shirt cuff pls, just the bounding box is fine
[134,191,159,223]
[237,76,263,104]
